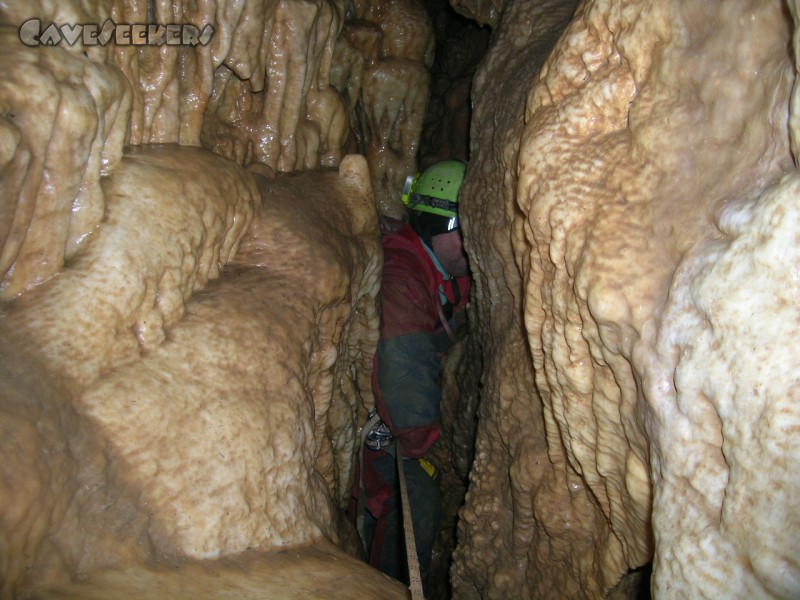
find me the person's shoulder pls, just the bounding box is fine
[383,226,426,262]
[382,223,416,246]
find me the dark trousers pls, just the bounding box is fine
[364,449,442,596]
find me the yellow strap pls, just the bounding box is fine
[418,457,437,479]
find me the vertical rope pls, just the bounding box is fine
[396,449,426,600]
[357,416,426,599]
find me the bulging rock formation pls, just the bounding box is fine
[331,0,435,216]
[454,0,799,598]
[1,0,799,598]
[0,2,410,594]
[0,139,407,596]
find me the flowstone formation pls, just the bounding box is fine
[453,0,799,598]
[331,0,435,216]
[0,138,405,597]
[0,0,433,289]
[0,0,418,597]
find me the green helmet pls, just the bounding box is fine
[401,160,465,219]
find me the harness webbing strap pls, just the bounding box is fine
[396,447,426,600]
[436,297,457,343]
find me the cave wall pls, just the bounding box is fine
[331,0,435,216]
[452,1,589,596]
[0,0,434,302]
[2,0,800,598]
[0,1,418,597]
[454,0,800,598]
[417,0,490,168]
[0,142,403,597]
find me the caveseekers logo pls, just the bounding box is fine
[19,18,214,47]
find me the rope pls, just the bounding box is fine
[396,448,426,600]
[357,415,426,598]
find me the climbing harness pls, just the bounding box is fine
[364,415,394,451]
[435,290,457,343]
[356,410,383,553]
[421,242,461,343]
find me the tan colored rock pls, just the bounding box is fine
[352,0,435,66]
[333,0,434,217]
[26,541,406,599]
[449,0,503,28]
[3,0,799,598]
[0,148,390,596]
[454,0,799,598]
[3,146,259,388]
[450,1,583,597]
[0,30,130,298]
[0,2,424,596]
[201,0,351,172]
